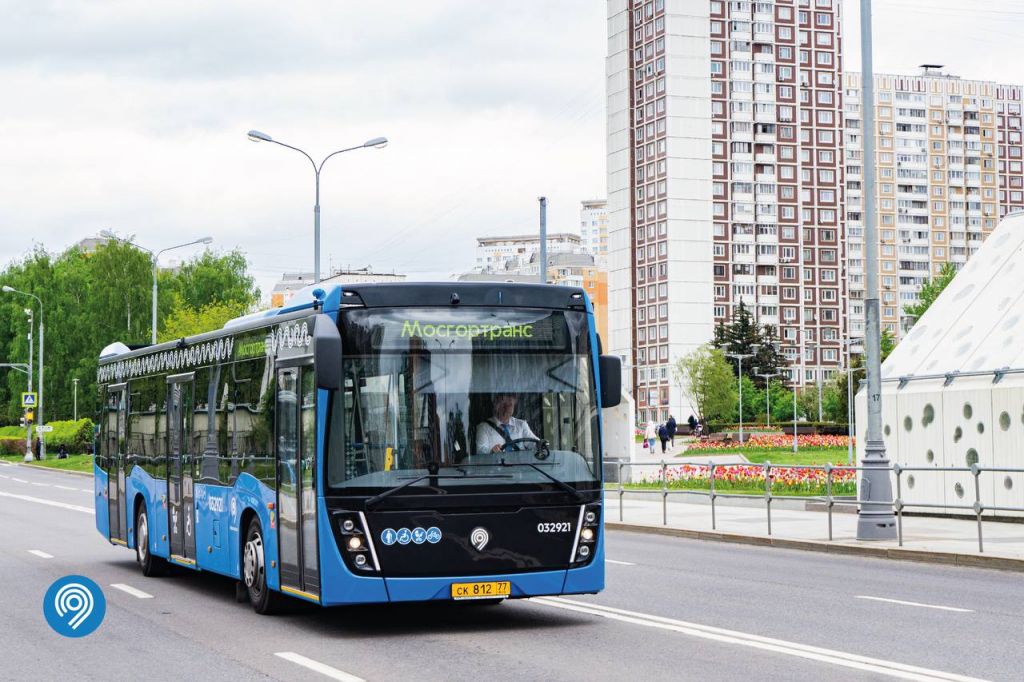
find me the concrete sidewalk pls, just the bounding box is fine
[606,491,1024,571]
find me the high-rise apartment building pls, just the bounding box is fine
[608,0,845,423]
[580,199,610,269]
[843,67,1024,338]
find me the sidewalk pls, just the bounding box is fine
[606,492,1024,571]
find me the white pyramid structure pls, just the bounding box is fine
[856,212,1024,516]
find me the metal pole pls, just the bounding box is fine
[538,196,548,284]
[314,170,322,283]
[39,312,45,459]
[857,0,898,539]
[765,379,770,429]
[792,379,798,453]
[847,360,855,465]
[738,357,743,443]
[816,368,823,422]
[73,378,79,422]
[151,256,159,344]
[25,311,32,461]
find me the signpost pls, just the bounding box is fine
[36,425,53,434]
[21,392,37,408]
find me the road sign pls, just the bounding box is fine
[36,425,53,433]
[21,392,37,408]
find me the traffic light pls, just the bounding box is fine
[19,416,25,428]
[25,410,34,423]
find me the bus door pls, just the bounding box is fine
[275,363,319,600]
[105,384,128,545]
[167,375,197,564]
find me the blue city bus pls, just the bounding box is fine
[94,283,621,613]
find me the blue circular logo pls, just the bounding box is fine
[412,527,427,544]
[43,575,106,638]
[396,528,412,545]
[380,528,397,546]
[426,526,442,544]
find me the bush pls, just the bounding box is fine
[0,426,25,438]
[41,419,95,453]
[0,437,27,455]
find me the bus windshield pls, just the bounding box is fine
[327,307,600,496]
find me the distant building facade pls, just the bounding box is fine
[580,199,610,269]
[475,233,584,273]
[271,268,405,307]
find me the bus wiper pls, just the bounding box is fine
[496,459,585,502]
[365,469,512,509]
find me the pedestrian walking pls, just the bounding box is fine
[645,420,657,451]
[666,415,677,446]
[33,437,41,461]
[658,423,669,454]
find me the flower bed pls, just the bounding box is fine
[633,463,857,496]
[688,433,851,451]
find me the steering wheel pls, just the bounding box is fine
[505,438,551,460]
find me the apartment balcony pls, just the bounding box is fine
[753,72,776,84]
[754,132,777,143]
[754,153,776,163]
[732,90,753,101]
[732,231,755,242]
[756,253,779,265]
[753,52,775,63]
[731,29,752,41]
[732,191,754,202]
[732,129,754,142]
[755,172,776,182]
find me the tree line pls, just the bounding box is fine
[0,240,260,426]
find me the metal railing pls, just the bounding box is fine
[610,460,1024,553]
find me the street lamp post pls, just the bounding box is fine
[100,231,213,344]
[247,130,388,284]
[792,374,800,453]
[753,368,781,428]
[4,286,43,460]
[24,308,33,459]
[726,350,756,443]
[806,341,823,422]
[73,377,79,422]
[858,0,898,539]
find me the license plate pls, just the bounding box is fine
[450,581,511,600]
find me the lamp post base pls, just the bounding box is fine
[856,439,898,540]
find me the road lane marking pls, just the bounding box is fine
[30,482,48,487]
[532,597,983,682]
[54,485,81,491]
[274,652,365,682]
[0,491,92,514]
[111,584,154,599]
[11,477,28,483]
[27,550,54,559]
[856,596,974,613]
[606,559,636,566]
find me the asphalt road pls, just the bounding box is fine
[1,460,1020,682]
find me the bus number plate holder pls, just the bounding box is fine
[450,581,511,600]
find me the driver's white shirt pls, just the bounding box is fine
[475,417,539,455]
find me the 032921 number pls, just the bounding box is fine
[537,522,571,533]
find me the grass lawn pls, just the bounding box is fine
[679,446,849,467]
[2,453,93,473]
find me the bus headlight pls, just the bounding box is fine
[348,536,363,550]
[571,503,601,565]
[580,527,595,542]
[354,554,367,568]
[342,519,355,532]
[332,511,379,573]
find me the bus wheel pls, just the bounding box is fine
[136,505,168,577]
[243,517,284,615]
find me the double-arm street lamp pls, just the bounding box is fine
[247,130,388,284]
[100,231,213,344]
[726,347,758,443]
[3,286,43,460]
[753,367,781,428]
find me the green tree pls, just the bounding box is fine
[712,302,788,383]
[158,296,251,343]
[672,345,736,425]
[166,250,259,312]
[904,262,957,327]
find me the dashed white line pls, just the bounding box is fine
[54,485,77,491]
[855,595,974,613]
[0,490,92,514]
[111,583,154,599]
[606,559,636,566]
[532,597,983,681]
[27,550,53,559]
[78,489,92,493]
[11,477,28,483]
[274,652,365,682]
[30,482,48,487]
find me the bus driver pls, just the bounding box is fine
[475,393,539,454]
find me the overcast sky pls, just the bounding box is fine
[1,0,1022,299]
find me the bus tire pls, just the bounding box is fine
[243,517,284,615]
[136,505,168,577]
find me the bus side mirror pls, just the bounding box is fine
[599,355,621,408]
[313,314,342,390]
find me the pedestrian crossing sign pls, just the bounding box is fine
[21,392,37,408]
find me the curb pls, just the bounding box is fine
[606,521,1024,573]
[18,462,93,478]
